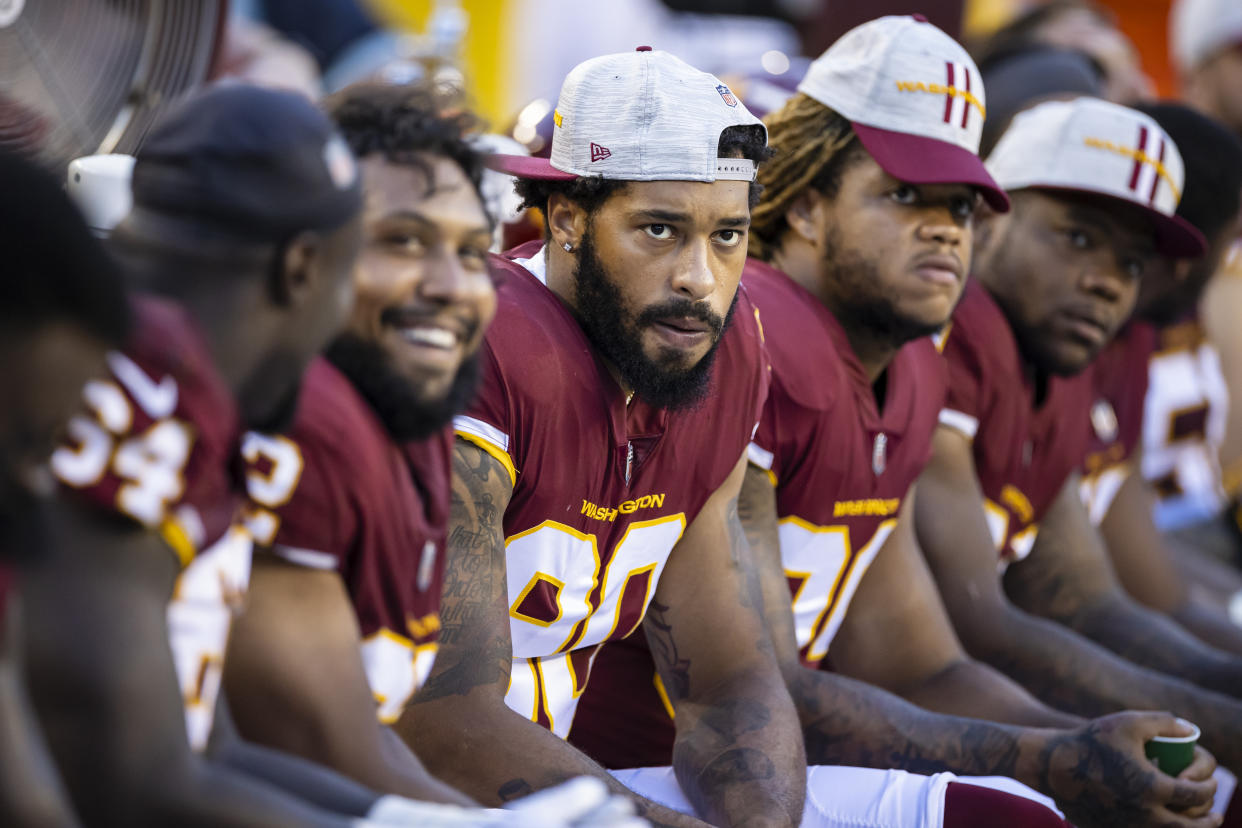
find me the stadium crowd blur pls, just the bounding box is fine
[6,0,1242,825]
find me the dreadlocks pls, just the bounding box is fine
[749,93,863,261]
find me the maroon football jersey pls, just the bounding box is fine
[51,295,240,562]
[1079,322,1158,524]
[241,357,451,723]
[939,281,1094,565]
[455,241,768,739]
[570,258,947,768]
[50,294,249,750]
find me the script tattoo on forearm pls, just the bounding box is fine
[414,443,512,702]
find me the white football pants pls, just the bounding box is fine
[611,765,1061,828]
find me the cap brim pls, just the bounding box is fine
[1025,186,1207,259]
[486,154,577,180]
[851,122,1011,213]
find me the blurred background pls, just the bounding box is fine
[0,0,1180,173]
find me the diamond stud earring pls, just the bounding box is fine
[563,241,573,252]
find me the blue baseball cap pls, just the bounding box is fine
[131,83,362,241]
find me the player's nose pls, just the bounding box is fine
[669,237,714,301]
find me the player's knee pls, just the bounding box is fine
[944,781,1070,828]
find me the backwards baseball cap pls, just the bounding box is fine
[1171,0,1242,75]
[488,47,765,183]
[798,15,1009,212]
[987,97,1206,258]
[131,83,362,241]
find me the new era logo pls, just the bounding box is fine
[590,142,612,162]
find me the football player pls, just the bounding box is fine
[1080,102,1242,656]
[916,95,1242,808]
[0,149,132,827]
[398,47,799,828]
[220,83,645,828]
[572,17,1213,828]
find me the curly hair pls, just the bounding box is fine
[513,123,772,223]
[325,82,487,208]
[748,93,865,261]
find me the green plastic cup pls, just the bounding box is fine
[1145,718,1200,777]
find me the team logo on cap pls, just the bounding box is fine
[322,135,358,190]
[895,61,985,130]
[1084,126,1181,206]
[716,84,738,107]
[590,142,612,163]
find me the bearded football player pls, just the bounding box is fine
[221,83,645,828]
[914,96,1242,822]
[573,17,1211,828]
[393,48,798,828]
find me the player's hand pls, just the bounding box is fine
[502,777,651,827]
[1043,711,1220,828]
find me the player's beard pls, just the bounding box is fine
[572,229,736,411]
[326,333,480,442]
[822,227,951,347]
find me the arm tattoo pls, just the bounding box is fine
[792,670,1022,776]
[413,442,512,702]
[727,498,761,612]
[496,778,535,802]
[697,748,776,789]
[1010,557,1242,696]
[645,600,691,699]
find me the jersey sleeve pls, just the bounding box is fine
[937,321,988,442]
[240,430,356,571]
[453,341,518,487]
[51,351,216,567]
[749,375,810,487]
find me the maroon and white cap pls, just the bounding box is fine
[797,14,1008,212]
[488,47,765,183]
[987,97,1206,258]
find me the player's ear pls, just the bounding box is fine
[272,230,319,307]
[547,193,587,252]
[785,188,825,247]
